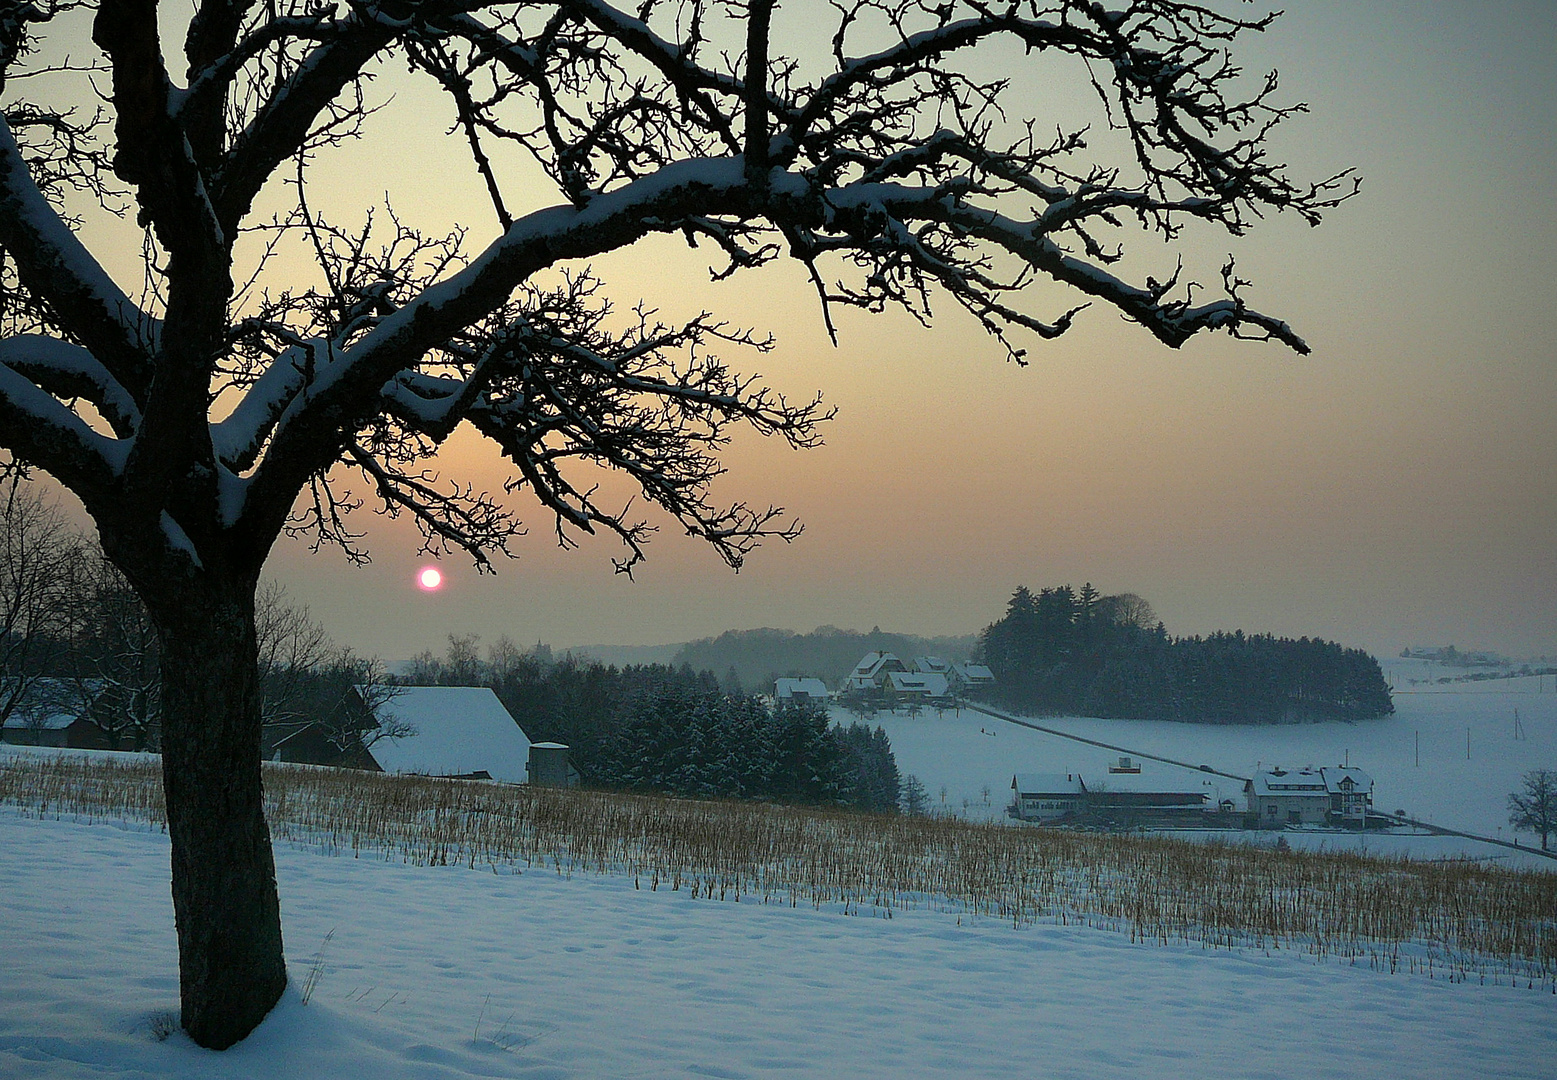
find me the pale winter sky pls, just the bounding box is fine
[35,1,1557,660]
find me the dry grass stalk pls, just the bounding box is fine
[3,751,1553,989]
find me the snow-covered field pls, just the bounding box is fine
[4,656,1554,1076]
[3,808,1553,1080]
[862,661,1557,868]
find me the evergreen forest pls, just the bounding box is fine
[400,639,899,811]
[977,585,1393,723]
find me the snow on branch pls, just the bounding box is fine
[2,0,1347,581]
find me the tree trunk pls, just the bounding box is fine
[156,577,286,1049]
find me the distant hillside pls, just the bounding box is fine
[673,626,976,691]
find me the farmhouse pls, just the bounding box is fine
[1011,772,1086,822]
[844,651,909,690]
[1247,768,1329,825]
[1011,768,1211,826]
[1322,767,1374,824]
[950,661,994,689]
[884,670,951,700]
[366,686,532,783]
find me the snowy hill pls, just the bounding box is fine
[3,809,1552,1080]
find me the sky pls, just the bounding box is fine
[25,1,1557,661]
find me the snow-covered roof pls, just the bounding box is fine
[775,677,830,699]
[1012,772,1085,796]
[851,651,905,677]
[367,687,531,784]
[1320,767,1373,793]
[912,656,950,674]
[2,711,77,731]
[1250,768,1328,797]
[886,671,950,696]
[952,662,994,683]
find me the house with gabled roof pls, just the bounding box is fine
[0,679,118,749]
[844,651,908,691]
[1321,766,1374,824]
[1245,767,1332,826]
[884,670,950,700]
[950,661,994,689]
[365,686,531,783]
[1011,772,1086,821]
[775,677,830,702]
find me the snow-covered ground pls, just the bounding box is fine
[3,808,1553,1080]
[862,662,1557,868]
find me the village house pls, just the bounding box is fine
[365,686,532,783]
[774,677,830,702]
[1245,766,1374,827]
[884,670,951,700]
[950,661,994,689]
[1322,767,1374,824]
[1011,773,1086,822]
[1,709,117,749]
[841,653,993,702]
[844,651,909,691]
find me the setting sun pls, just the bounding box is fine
[417,567,443,591]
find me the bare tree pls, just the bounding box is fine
[0,476,80,723]
[254,580,334,723]
[1097,592,1157,630]
[0,0,1349,1048]
[1509,769,1557,852]
[62,548,163,750]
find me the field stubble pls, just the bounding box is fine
[3,752,1553,990]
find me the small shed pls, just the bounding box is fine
[367,686,531,783]
[527,742,580,787]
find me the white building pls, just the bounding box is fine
[844,651,908,691]
[367,686,531,783]
[1011,773,1086,822]
[1321,767,1374,823]
[1246,766,1374,827]
[884,670,950,700]
[950,661,994,688]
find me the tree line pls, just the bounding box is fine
[1,485,389,752]
[402,636,899,811]
[977,584,1393,723]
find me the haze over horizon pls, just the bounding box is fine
[26,1,1557,663]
